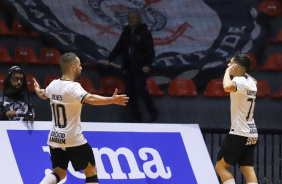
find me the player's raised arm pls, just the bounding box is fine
[83,88,129,106]
[33,78,48,100]
[223,63,238,92]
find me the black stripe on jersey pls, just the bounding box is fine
[81,93,89,104]
[233,82,237,92]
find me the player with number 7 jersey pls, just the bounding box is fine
[215,53,259,184]
[230,76,258,137]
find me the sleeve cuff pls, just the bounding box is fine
[44,89,48,97]
[233,82,237,92]
[80,93,89,104]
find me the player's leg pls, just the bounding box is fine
[68,143,99,184]
[40,147,68,184]
[215,158,235,184]
[40,167,67,184]
[39,173,59,184]
[240,166,258,184]
[216,134,247,184]
[83,163,99,184]
[238,141,258,184]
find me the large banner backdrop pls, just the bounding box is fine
[3,0,265,85]
[0,121,218,184]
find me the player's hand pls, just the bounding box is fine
[33,78,40,91]
[6,110,18,119]
[112,88,129,106]
[226,63,238,75]
[142,66,150,73]
[33,78,48,100]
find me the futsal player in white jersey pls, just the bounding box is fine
[215,53,258,184]
[33,53,129,184]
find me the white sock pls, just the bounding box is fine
[223,178,236,184]
[40,174,57,184]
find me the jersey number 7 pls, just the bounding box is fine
[246,98,255,121]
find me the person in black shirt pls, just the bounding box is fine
[103,9,159,122]
[0,66,34,121]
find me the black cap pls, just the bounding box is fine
[7,66,24,76]
[4,66,27,94]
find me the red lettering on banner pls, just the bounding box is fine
[153,22,195,46]
[72,7,196,46]
[72,6,120,37]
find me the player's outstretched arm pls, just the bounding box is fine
[223,64,237,92]
[245,73,257,85]
[33,78,48,100]
[83,88,129,106]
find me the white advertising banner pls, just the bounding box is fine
[0,121,219,184]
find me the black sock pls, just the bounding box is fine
[52,173,60,183]
[86,175,98,183]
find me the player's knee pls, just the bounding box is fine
[86,174,99,183]
[83,163,97,176]
[215,163,222,174]
[215,160,229,174]
[240,166,256,177]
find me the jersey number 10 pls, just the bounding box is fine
[51,103,67,128]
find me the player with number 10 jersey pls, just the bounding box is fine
[34,52,129,184]
[45,79,89,147]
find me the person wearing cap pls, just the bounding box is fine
[0,66,35,121]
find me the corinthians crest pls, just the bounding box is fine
[73,0,196,47]
[4,0,264,81]
[88,0,167,31]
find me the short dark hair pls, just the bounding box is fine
[127,9,142,20]
[59,52,77,74]
[233,52,251,70]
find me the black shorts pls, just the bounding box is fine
[50,143,96,171]
[217,134,258,166]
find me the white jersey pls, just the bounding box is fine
[44,79,89,147]
[229,76,258,138]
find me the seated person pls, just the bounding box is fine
[0,66,35,121]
